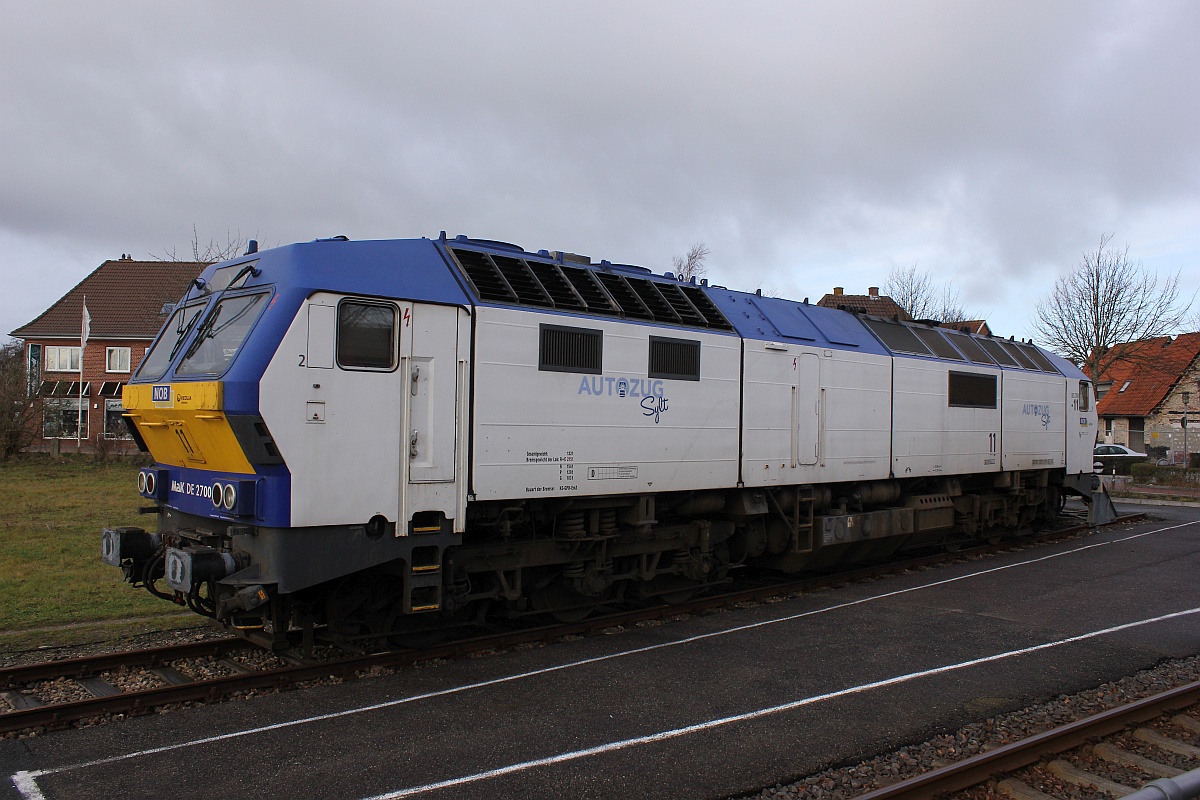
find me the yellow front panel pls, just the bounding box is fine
[123,383,256,475]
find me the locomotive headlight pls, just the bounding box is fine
[137,469,160,499]
[211,482,224,508]
[222,483,237,511]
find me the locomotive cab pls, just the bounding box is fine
[105,240,475,644]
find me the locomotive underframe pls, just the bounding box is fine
[106,468,1064,649]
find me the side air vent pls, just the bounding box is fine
[448,246,732,331]
[648,336,701,381]
[539,324,603,374]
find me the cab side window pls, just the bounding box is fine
[338,301,397,370]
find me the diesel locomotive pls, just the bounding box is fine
[102,233,1102,648]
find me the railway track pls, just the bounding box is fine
[850,680,1200,799]
[0,512,1139,736]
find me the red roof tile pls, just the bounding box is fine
[1093,333,1200,417]
[938,320,992,336]
[10,260,206,340]
[816,292,910,319]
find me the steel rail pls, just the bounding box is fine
[851,680,1200,800]
[0,637,247,688]
[0,513,1143,735]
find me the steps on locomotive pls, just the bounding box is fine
[406,544,443,613]
[766,486,816,555]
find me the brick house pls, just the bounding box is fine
[9,257,205,451]
[1092,333,1200,461]
[816,288,994,336]
[816,286,911,319]
[938,319,993,337]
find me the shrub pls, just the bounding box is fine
[1130,462,1200,486]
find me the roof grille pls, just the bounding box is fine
[453,249,517,303]
[448,246,733,331]
[680,286,733,330]
[595,274,654,320]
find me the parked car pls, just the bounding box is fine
[1093,444,1148,474]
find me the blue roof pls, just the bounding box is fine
[705,290,889,354]
[236,238,473,306]
[1042,350,1087,380]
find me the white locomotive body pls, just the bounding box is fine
[102,234,1099,646]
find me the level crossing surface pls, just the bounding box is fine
[5,503,1200,800]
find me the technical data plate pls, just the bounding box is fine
[586,465,638,480]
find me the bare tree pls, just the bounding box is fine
[0,339,39,460]
[884,263,968,323]
[1033,234,1194,380]
[153,224,255,263]
[672,242,710,282]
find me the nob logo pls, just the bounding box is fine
[152,385,171,403]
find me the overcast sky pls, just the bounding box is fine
[2,1,1197,346]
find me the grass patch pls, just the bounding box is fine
[0,454,193,650]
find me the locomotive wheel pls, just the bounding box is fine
[644,575,700,605]
[660,588,697,604]
[532,581,609,623]
[550,603,600,624]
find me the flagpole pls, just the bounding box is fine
[78,296,89,450]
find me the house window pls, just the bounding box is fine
[104,399,131,438]
[337,300,398,370]
[26,344,41,397]
[648,336,701,381]
[44,347,81,372]
[106,347,132,373]
[948,371,997,409]
[42,398,88,439]
[539,324,603,374]
[1119,380,1131,393]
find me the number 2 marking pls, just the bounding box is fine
[298,354,306,367]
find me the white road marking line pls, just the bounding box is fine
[10,772,46,800]
[10,517,1196,799]
[362,607,1200,799]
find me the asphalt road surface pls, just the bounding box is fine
[5,502,1199,800]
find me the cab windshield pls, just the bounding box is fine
[135,303,206,381]
[175,293,268,377]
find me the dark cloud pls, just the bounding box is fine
[3,0,1197,338]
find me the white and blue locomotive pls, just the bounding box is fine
[102,234,1100,646]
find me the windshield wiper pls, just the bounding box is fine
[175,262,261,363]
[168,308,204,362]
[182,305,222,361]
